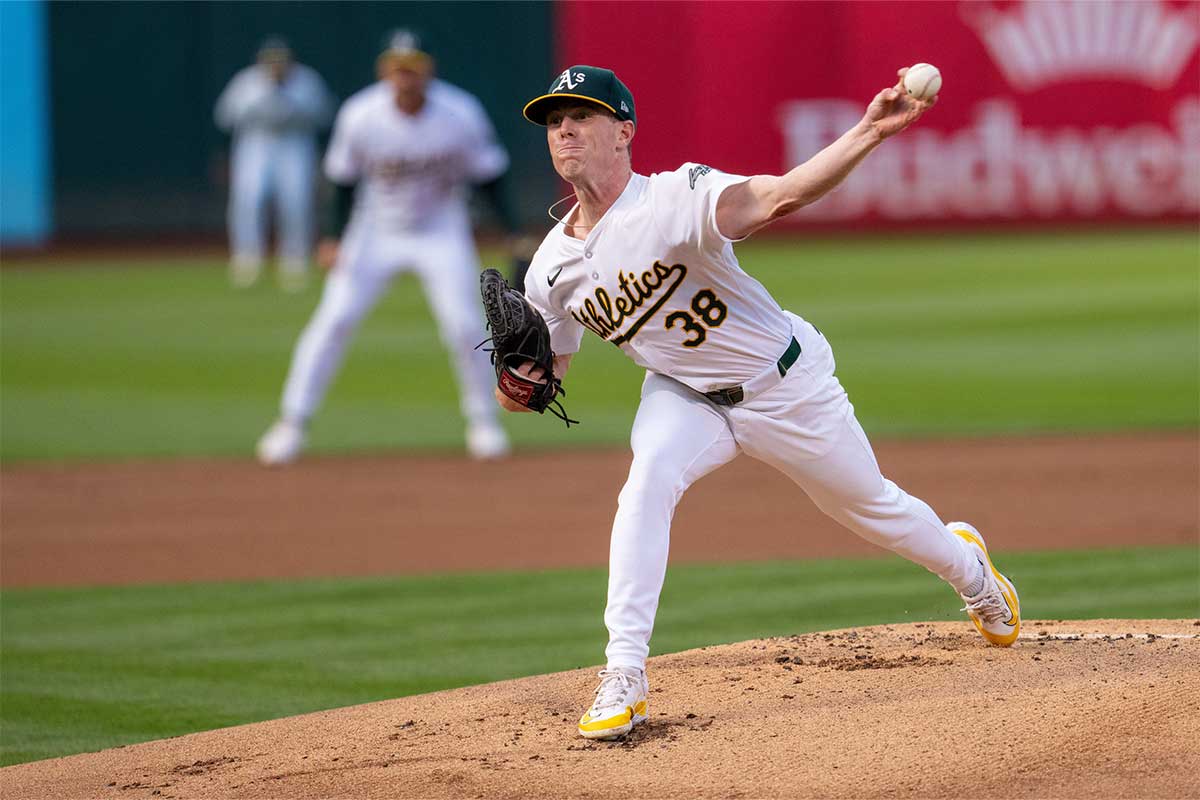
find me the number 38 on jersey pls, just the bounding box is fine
[666,288,728,348]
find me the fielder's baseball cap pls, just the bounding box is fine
[377,28,433,74]
[523,65,636,126]
[256,36,292,64]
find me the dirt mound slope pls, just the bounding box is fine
[4,620,1197,799]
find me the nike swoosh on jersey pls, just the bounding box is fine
[547,266,564,287]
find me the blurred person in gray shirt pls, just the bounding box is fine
[215,37,334,290]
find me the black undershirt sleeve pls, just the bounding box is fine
[325,181,356,238]
[475,173,520,235]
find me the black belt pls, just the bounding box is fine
[704,336,802,406]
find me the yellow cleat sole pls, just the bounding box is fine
[577,700,648,739]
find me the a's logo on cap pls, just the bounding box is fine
[552,69,586,92]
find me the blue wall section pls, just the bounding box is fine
[0,0,51,245]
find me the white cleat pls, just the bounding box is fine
[466,423,510,461]
[949,521,1021,647]
[578,666,649,740]
[256,419,306,466]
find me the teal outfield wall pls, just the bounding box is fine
[47,1,556,238]
[1,1,51,244]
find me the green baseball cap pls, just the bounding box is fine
[523,65,636,126]
[256,36,292,65]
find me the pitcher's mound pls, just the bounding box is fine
[4,620,1197,799]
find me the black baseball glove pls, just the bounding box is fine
[479,268,578,427]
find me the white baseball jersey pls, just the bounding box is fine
[536,167,985,677]
[524,164,796,393]
[214,64,333,136]
[274,78,508,454]
[214,63,333,269]
[324,79,509,233]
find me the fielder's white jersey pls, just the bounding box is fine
[525,164,795,393]
[325,80,509,233]
[214,64,333,136]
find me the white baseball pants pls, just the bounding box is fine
[228,133,318,267]
[604,313,979,671]
[277,220,499,430]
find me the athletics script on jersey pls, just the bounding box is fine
[567,259,731,350]
[569,261,688,346]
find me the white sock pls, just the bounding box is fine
[610,665,644,677]
[963,558,987,597]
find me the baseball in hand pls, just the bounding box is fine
[903,63,942,101]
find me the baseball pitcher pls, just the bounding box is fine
[490,65,1021,740]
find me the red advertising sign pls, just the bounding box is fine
[556,0,1199,226]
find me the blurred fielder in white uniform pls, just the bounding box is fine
[506,65,1021,740]
[257,30,516,464]
[215,37,334,290]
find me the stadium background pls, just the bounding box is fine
[1,0,1197,778]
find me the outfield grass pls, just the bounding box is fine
[2,545,1196,765]
[2,230,1196,461]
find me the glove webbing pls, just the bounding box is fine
[475,338,579,428]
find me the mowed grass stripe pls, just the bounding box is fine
[2,230,1197,461]
[2,545,1197,765]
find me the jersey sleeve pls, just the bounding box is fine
[524,269,585,357]
[290,66,335,130]
[323,102,361,184]
[213,69,257,131]
[650,163,752,253]
[544,305,585,357]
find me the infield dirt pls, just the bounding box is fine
[3,619,1197,799]
[2,433,1198,797]
[2,431,1196,587]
